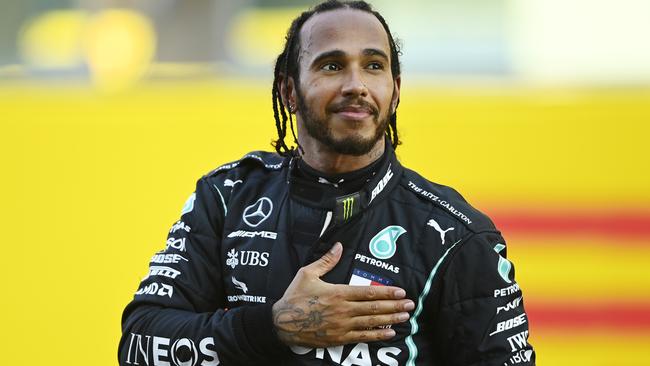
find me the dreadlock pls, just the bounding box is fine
[271,0,402,156]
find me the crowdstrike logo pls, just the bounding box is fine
[231,276,248,293]
[242,197,273,227]
[368,225,406,260]
[427,219,454,245]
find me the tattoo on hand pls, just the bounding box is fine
[274,296,330,339]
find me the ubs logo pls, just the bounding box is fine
[242,197,273,227]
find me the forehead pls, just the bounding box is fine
[299,8,390,59]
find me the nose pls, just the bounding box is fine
[341,68,368,97]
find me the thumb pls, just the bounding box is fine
[307,242,343,277]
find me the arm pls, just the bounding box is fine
[118,177,287,365]
[118,177,414,365]
[433,231,536,366]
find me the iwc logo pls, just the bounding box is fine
[369,226,406,259]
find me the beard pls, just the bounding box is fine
[295,87,391,156]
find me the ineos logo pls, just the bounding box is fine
[242,197,273,227]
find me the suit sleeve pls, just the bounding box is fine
[433,231,536,366]
[118,177,289,366]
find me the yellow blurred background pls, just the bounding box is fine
[1,1,649,365]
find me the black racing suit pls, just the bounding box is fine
[118,143,535,365]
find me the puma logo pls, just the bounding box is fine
[427,219,455,245]
[224,179,243,187]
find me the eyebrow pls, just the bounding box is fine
[310,48,389,67]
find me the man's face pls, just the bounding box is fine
[292,9,400,156]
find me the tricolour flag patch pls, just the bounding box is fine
[349,268,393,286]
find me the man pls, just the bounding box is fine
[119,1,535,365]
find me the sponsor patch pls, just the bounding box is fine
[349,268,393,286]
[125,333,219,366]
[181,193,196,215]
[494,243,513,283]
[369,225,406,260]
[427,219,454,245]
[225,248,269,269]
[242,197,273,227]
[227,230,277,240]
[354,253,400,274]
[135,283,173,298]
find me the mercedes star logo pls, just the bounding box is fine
[242,197,273,227]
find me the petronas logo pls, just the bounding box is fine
[369,226,406,260]
[342,197,355,220]
[493,243,512,283]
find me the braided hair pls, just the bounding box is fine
[271,0,402,156]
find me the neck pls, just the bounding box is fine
[298,134,386,175]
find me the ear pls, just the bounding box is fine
[278,74,298,113]
[390,75,401,114]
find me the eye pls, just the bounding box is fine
[321,63,341,71]
[367,61,384,70]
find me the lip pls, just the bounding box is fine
[335,105,373,120]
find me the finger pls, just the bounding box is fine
[304,242,343,277]
[351,312,410,330]
[349,299,415,316]
[336,284,407,301]
[340,328,397,344]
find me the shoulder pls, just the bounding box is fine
[199,150,288,187]
[204,151,286,178]
[398,167,497,234]
[193,150,289,207]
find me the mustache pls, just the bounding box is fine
[327,99,379,117]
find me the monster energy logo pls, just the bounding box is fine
[336,193,359,223]
[342,197,355,220]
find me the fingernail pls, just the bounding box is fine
[384,329,396,338]
[398,312,410,321]
[404,301,415,311]
[329,242,342,255]
[394,289,406,298]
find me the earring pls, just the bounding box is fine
[289,105,295,113]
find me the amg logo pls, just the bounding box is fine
[496,296,522,314]
[227,230,277,240]
[370,166,393,202]
[125,333,219,366]
[507,330,529,352]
